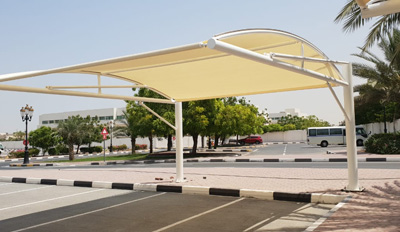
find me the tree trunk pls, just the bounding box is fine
[131,137,136,154]
[149,132,153,154]
[236,135,239,146]
[68,143,74,161]
[201,136,204,148]
[393,103,398,133]
[208,136,212,149]
[221,136,226,145]
[167,134,172,151]
[76,145,80,154]
[192,135,198,155]
[213,135,220,149]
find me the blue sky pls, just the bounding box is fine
[0,1,381,133]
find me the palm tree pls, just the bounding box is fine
[57,116,86,160]
[335,0,400,51]
[114,110,139,154]
[353,29,400,131]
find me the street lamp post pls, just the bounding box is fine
[20,104,34,164]
[109,120,114,153]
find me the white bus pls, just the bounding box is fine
[307,126,368,147]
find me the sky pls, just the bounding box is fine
[0,1,383,133]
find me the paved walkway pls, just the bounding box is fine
[1,150,399,231]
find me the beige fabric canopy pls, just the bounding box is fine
[0,29,344,102]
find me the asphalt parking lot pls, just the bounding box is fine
[0,183,336,232]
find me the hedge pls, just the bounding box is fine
[80,146,103,154]
[48,146,69,156]
[107,144,128,151]
[9,148,40,158]
[135,144,147,150]
[364,133,400,154]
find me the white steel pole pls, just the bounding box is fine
[175,102,185,182]
[343,63,362,191]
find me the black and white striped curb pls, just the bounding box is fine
[0,151,133,163]
[0,176,347,204]
[265,142,306,145]
[9,163,59,167]
[92,157,400,165]
[194,149,252,152]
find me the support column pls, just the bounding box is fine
[175,102,184,182]
[343,63,362,191]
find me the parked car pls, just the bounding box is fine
[239,136,263,145]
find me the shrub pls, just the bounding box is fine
[80,146,103,153]
[107,144,128,151]
[93,146,103,153]
[364,133,400,154]
[9,150,26,158]
[29,148,40,157]
[48,148,57,156]
[135,144,147,150]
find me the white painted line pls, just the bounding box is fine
[0,185,54,196]
[243,216,275,232]
[305,197,351,231]
[12,192,166,232]
[283,144,287,155]
[153,198,244,232]
[0,189,104,211]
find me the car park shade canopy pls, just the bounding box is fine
[0,29,344,102]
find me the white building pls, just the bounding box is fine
[268,108,308,124]
[38,107,126,128]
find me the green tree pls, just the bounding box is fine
[183,101,209,154]
[278,115,330,130]
[335,0,400,51]
[13,131,25,140]
[29,126,60,154]
[57,115,95,160]
[135,88,175,152]
[114,109,140,153]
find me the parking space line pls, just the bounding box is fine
[153,198,245,232]
[0,185,54,196]
[283,144,287,155]
[243,216,275,232]
[11,192,166,232]
[0,189,105,211]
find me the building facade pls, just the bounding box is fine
[38,107,126,128]
[268,108,308,124]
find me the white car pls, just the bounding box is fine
[0,143,7,157]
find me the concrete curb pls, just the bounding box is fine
[265,142,306,145]
[9,163,59,167]
[0,176,347,204]
[0,151,132,163]
[91,157,400,166]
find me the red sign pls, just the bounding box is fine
[101,127,109,140]
[23,140,29,145]
[101,127,108,135]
